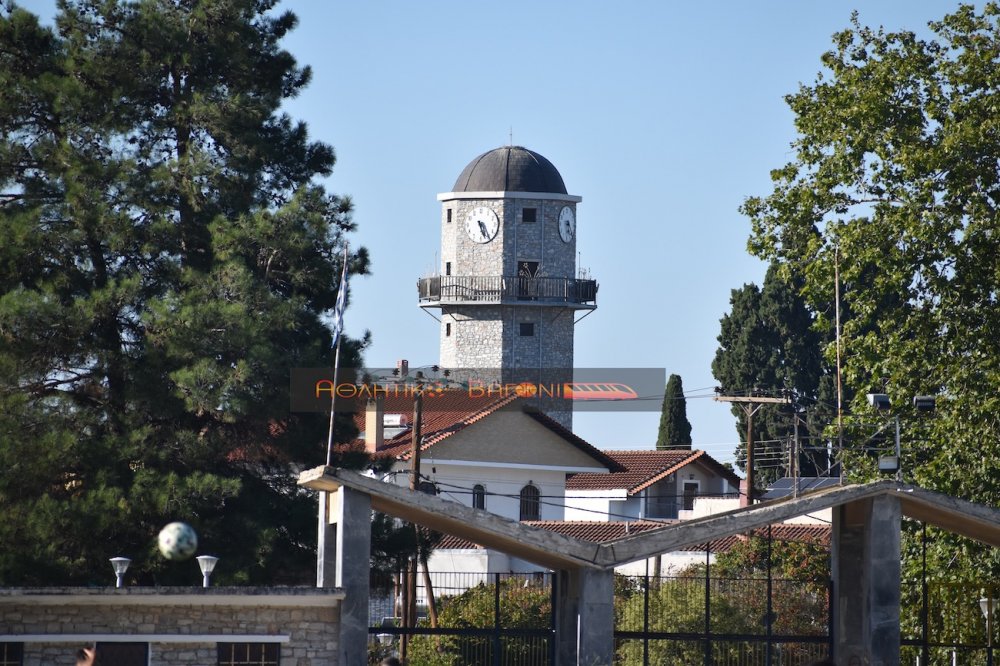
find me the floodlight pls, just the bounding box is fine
[867,393,891,410]
[913,395,937,412]
[878,456,899,473]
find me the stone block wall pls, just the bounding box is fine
[0,587,343,666]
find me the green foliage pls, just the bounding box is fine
[656,374,693,450]
[0,0,369,585]
[741,2,1000,579]
[616,537,830,665]
[406,578,551,666]
[712,263,826,486]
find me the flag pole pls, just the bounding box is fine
[324,340,342,467]
[318,242,348,588]
[325,243,349,467]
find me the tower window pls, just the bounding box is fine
[472,484,486,510]
[446,209,452,224]
[519,322,535,337]
[519,484,540,521]
[445,261,451,276]
[522,208,536,223]
[445,322,451,337]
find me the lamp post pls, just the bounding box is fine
[196,555,219,588]
[109,557,131,589]
[866,393,936,481]
[981,597,996,666]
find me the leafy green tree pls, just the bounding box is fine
[405,577,551,666]
[741,3,1000,578]
[712,263,825,488]
[0,0,368,585]
[656,373,693,450]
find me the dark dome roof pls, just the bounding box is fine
[452,146,567,194]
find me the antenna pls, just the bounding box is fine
[509,126,513,146]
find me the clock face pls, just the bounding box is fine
[465,206,500,244]
[558,206,575,243]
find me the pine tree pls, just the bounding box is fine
[0,0,368,585]
[656,374,693,450]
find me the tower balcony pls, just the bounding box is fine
[417,275,598,309]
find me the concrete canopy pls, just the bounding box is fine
[298,467,1000,569]
[299,466,605,571]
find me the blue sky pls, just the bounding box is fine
[22,0,968,466]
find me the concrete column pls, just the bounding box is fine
[331,486,372,666]
[555,567,614,665]
[316,491,336,587]
[832,495,902,666]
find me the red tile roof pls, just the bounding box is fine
[347,390,619,470]
[565,449,739,494]
[434,520,671,549]
[680,524,831,552]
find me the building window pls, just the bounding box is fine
[519,322,535,337]
[0,643,22,666]
[683,481,699,511]
[446,209,452,224]
[94,643,148,666]
[445,322,451,337]
[472,484,486,510]
[218,643,280,666]
[519,484,540,521]
[445,261,451,276]
[522,207,536,223]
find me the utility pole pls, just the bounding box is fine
[401,391,423,662]
[714,394,791,503]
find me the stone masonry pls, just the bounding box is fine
[0,587,343,666]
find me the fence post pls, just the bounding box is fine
[549,573,558,666]
[493,572,501,666]
[643,567,650,666]
[704,542,712,666]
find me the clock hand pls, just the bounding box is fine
[478,220,488,238]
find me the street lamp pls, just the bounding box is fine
[981,597,997,666]
[196,555,219,588]
[109,557,131,588]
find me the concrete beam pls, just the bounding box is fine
[299,466,606,570]
[600,481,896,565]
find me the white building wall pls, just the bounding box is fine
[563,489,617,521]
[386,460,567,521]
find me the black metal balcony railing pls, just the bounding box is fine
[418,275,597,306]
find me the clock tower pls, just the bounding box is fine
[417,146,597,426]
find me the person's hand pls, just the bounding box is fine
[76,647,96,666]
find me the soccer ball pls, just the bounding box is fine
[158,522,198,561]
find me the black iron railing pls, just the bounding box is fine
[418,275,597,306]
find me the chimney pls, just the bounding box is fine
[739,479,750,508]
[365,398,384,453]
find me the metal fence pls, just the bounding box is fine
[614,573,832,666]
[369,571,555,666]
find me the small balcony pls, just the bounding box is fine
[418,275,598,309]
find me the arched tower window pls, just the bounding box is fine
[519,484,540,521]
[472,484,486,510]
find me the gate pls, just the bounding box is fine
[614,533,833,666]
[368,571,556,665]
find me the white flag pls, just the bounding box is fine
[331,247,348,349]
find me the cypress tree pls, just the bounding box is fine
[656,374,693,450]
